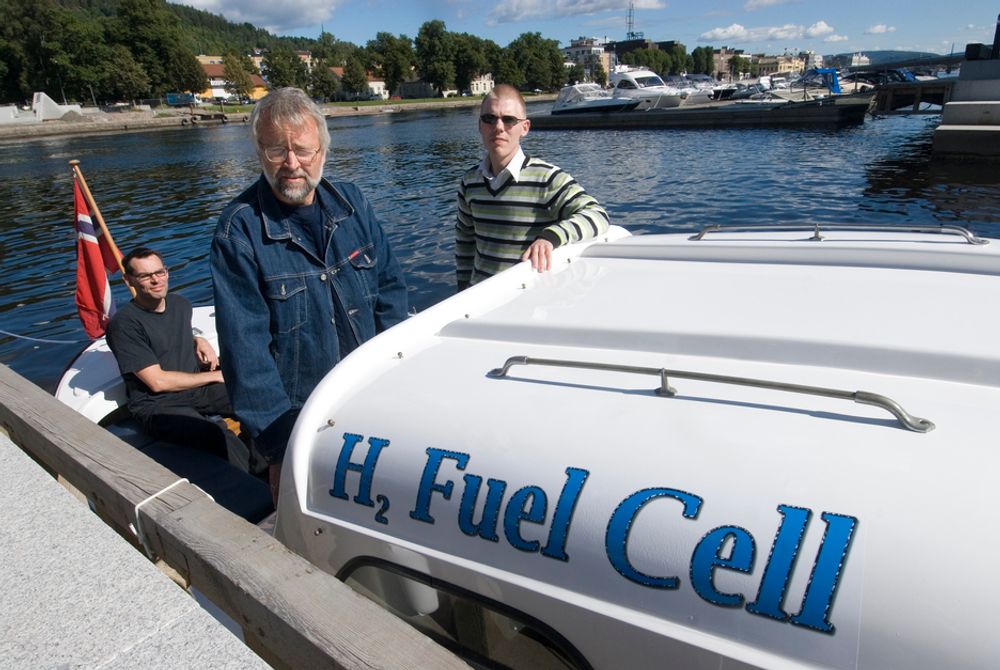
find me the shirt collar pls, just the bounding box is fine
[479,147,526,183]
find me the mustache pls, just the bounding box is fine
[277,168,309,178]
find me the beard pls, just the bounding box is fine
[264,167,322,205]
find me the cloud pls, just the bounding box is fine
[824,34,849,43]
[488,0,664,25]
[805,21,833,37]
[176,0,342,33]
[864,24,896,34]
[743,0,795,11]
[699,20,837,43]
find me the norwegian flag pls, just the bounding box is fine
[74,180,119,338]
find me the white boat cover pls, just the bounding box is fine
[275,225,1000,669]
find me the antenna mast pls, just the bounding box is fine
[626,1,644,40]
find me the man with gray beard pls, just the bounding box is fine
[211,87,408,501]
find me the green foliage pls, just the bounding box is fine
[593,62,607,87]
[366,32,414,95]
[263,45,308,89]
[494,53,524,88]
[415,20,455,93]
[309,59,340,100]
[566,63,585,85]
[341,57,368,97]
[691,46,714,76]
[452,33,488,93]
[314,31,360,67]
[507,32,564,91]
[730,55,751,77]
[222,50,255,98]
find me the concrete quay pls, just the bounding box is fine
[933,59,1000,159]
[0,432,269,669]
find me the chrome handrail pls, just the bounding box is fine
[688,223,988,245]
[487,355,934,433]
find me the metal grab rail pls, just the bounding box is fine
[688,223,988,245]
[487,355,935,433]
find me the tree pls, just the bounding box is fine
[691,46,714,76]
[103,44,150,102]
[309,59,340,101]
[414,20,455,94]
[341,57,368,98]
[313,31,358,66]
[494,53,523,88]
[729,55,750,79]
[112,0,206,95]
[566,63,585,85]
[263,45,308,88]
[506,32,564,91]
[367,32,414,95]
[222,50,254,99]
[452,33,488,93]
[593,62,607,87]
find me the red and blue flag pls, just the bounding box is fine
[74,180,118,338]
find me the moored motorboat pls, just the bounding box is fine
[609,68,685,109]
[273,223,1000,669]
[55,306,273,521]
[551,83,641,115]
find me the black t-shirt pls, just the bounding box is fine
[106,294,199,421]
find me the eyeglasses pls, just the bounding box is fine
[130,267,168,282]
[479,113,526,127]
[262,146,323,164]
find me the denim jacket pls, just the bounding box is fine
[211,176,408,462]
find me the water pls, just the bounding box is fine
[2,105,999,392]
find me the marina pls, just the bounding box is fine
[3,75,1000,669]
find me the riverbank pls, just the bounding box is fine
[0,94,557,143]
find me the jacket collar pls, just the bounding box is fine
[255,175,355,241]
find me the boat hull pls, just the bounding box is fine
[533,95,872,129]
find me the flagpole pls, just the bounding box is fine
[69,159,135,298]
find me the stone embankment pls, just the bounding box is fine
[0,94,557,143]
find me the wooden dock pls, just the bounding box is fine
[0,363,468,669]
[872,79,956,113]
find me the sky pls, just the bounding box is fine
[176,0,999,56]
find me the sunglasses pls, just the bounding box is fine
[479,113,526,127]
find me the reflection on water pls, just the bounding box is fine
[1,107,999,390]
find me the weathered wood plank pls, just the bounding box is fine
[0,364,468,670]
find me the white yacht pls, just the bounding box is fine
[550,83,640,115]
[609,68,685,109]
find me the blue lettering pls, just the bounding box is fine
[503,486,547,552]
[690,526,756,607]
[458,475,507,541]
[329,433,389,507]
[409,448,469,524]
[605,488,702,588]
[789,512,858,634]
[541,467,590,561]
[746,505,811,621]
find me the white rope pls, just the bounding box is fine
[129,478,214,558]
[0,328,86,344]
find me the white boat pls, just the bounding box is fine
[55,224,1000,669]
[551,83,641,115]
[271,223,1000,670]
[55,306,274,522]
[610,68,685,109]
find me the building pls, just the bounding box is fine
[469,73,495,96]
[562,37,616,80]
[199,63,268,102]
[712,47,746,82]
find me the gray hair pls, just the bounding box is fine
[250,87,330,152]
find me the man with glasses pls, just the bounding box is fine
[211,87,407,501]
[456,84,610,290]
[106,247,253,471]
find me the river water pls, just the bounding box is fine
[2,104,999,392]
